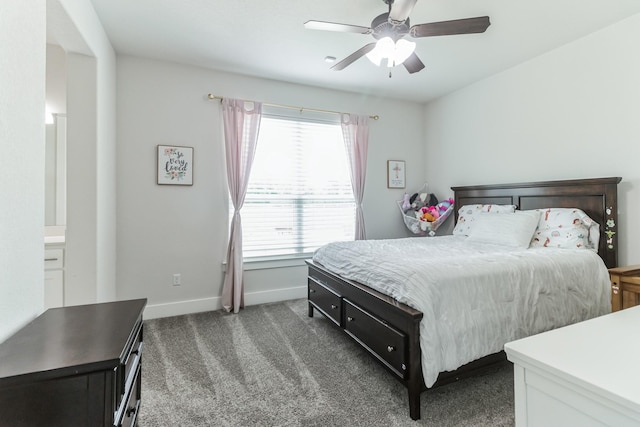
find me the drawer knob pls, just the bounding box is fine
[387,346,395,353]
[347,316,354,322]
[330,304,337,309]
[309,289,316,293]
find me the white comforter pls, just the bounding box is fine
[312,236,611,387]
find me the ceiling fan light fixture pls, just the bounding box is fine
[394,39,416,64]
[366,37,415,67]
[365,37,392,66]
[306,2,489,74]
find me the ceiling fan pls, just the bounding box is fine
[304,0,490,74]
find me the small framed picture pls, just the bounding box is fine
[387,160,405,189]
[157,145,193,185]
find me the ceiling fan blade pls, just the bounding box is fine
[331,43,377,71]
[410,16,490,38]
[304,20,371,34]
[403,52,425,74]
[389,0,418,23]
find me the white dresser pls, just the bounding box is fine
[505,306,640,427]
[44,243,65,309]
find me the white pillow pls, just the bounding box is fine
[529,208,600,251]
[453,204,517,236]
[466,210,541,248]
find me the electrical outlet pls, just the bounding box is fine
[173,273,181,286]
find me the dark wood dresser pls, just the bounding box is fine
[0,298,147,427]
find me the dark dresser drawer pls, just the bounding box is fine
[115,319,143,426]
[118,365,141,427]
[308,277,342,326]
[117,320,143,408]
[344,299,407,379]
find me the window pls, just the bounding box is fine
[235,107,355,259]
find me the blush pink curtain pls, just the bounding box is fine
[221,98,262,313]
[341,114,370,241]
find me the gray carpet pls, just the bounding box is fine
[138,299,515,426]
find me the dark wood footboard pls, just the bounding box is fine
[306,259,424,419]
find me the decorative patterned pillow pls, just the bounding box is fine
[467,210,541,248]
[452,204,517,236]
[529,208,599,251]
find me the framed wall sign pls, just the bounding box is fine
[387,160,405,189]
[157,145,193,185]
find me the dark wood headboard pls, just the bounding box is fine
[451,177,622,269]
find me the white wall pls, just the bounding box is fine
[0,0,117,343]
[54,0,118,304]
[46,44,67,115]
[0,0,46,342]
[424,13,640,265]
[45,44,67,226]
[116,56,425,318]
[66,52,99,304]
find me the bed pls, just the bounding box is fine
[305,177,621,420]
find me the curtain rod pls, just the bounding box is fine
[207,94,379,120]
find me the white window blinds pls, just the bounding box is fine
[237,107,355,259]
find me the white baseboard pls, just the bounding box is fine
[243,285,307,306]
[143,285,307,320]
[143,296,221,320]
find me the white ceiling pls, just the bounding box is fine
[86,0,640,103]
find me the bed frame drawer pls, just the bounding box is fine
[308,277,342,326]
[343,299,407,379]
